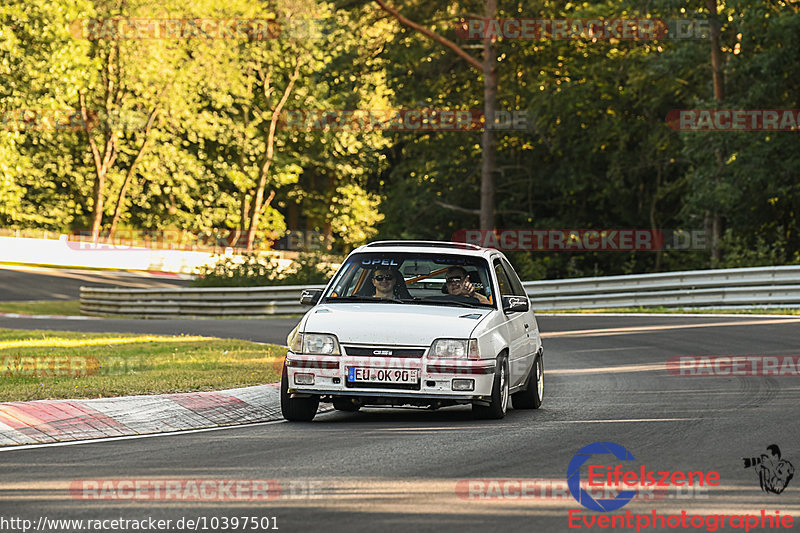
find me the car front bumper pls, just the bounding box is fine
[284,353,497,401]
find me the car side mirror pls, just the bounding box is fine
[300,289,323,306]
[502,295,529,313]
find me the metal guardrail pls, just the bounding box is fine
[80,265,800,317]
[523,265,800,309]
[80,286,323,318]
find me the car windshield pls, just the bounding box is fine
[323,252,495,308]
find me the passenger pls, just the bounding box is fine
[445,266,491,304]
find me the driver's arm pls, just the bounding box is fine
[463,279,490,304]
[472,292,490,304]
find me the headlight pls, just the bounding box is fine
[287,325,302,352]
[430,339,479,359]
[302,333,341,355]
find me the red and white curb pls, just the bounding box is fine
[0,383,298,446]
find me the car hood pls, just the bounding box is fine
[301,303,491,346]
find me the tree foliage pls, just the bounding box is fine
[2,0,798,277]
[191,252,336,286]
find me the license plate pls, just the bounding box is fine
[347,367,419,384]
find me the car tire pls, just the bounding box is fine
[472,355,509,420]
[511,353,543,409]
[332,397,361,412]
[280,367,320,422]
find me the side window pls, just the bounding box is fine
[493,260,513,296]
[500,258,527,297]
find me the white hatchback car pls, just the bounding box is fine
[281,240,544,421]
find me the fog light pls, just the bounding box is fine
[295,373,315,385]
[452,378,474,391]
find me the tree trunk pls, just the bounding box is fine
[91,168,106,243]
[81,44,122,243]
[373,0,495,228]
[480,0,497,230]
[707,0,724,266]
[233,70,255,250]
[324,174,336,250]
[108,105,159,238]
[323,221,333,251]
[650,167,662,272]
[230,193,251,248]
[246,61,301,251]
[80,91,118,243]
[707,0,724,103]
[288,202,298,231]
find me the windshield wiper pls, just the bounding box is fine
[325,296,405,303]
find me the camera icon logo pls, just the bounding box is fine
[567,441,637,512]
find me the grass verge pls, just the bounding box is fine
[535,307,800,315]
[0,300,82,316]
[0,328,285,402]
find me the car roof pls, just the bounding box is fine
[352,240,500,258]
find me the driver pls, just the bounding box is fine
[371,269,397,299]
[445,266,490,304]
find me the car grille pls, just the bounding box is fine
[342,346,425,358]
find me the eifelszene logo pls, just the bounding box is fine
[567,441,721,512]
[743,445,795,494]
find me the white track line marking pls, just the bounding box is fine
[542,317,800,338]
[0,313,98,320]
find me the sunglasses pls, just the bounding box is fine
[374,275,394,282]
[446,276,464,284]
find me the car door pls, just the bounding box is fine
[493,258,528,388]
[501,257,540,366]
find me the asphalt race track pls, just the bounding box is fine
[1,314,799,532]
